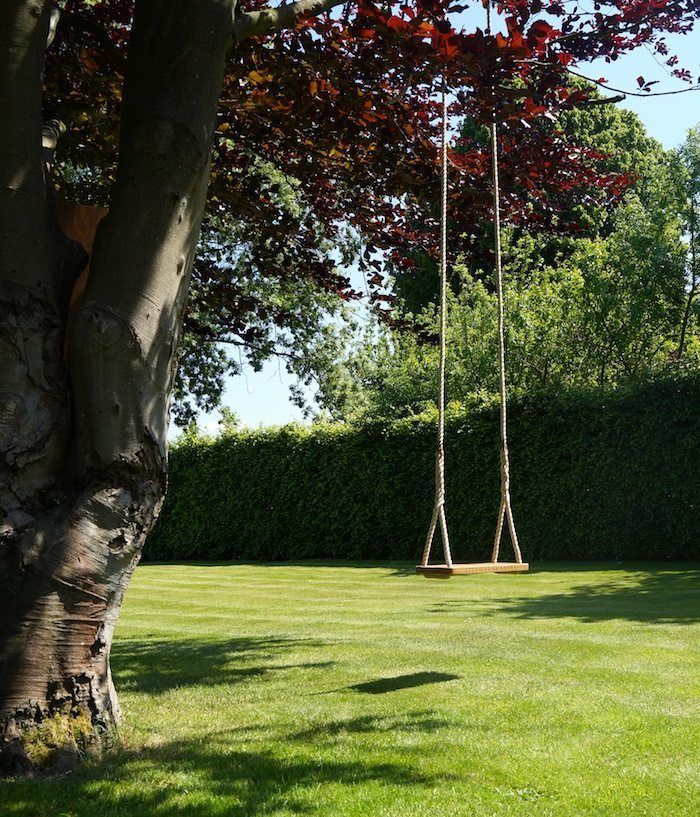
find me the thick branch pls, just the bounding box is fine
[71,0,234,474]
[0,0,56,291]
[234,0,347,41]
[0,0,46,191]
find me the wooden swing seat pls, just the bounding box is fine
[416,562,529,578]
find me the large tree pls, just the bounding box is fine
[1,0,698,770]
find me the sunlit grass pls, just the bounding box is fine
[3,561,700,816]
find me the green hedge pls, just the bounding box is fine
[147,375,700,562]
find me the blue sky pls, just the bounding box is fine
[191,22,700,434]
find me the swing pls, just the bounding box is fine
[416,81,528,579]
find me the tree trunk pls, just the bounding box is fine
[678,206,698,360]
[0,0,234,771]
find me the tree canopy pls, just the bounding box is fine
[47,0,700,378]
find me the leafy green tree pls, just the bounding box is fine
[305,115,696,420]
[575,196,687,380]
[172,198,354,427]
[392,89,674,314]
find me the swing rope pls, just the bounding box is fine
[421,75,523,568]
[489,113,523,565]
[421,84,453,569]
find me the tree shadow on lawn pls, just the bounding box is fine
[429,566,700,625]
[112,635,334,694]
[2,718,459,817]
[292,711,454,740]
[143,559,420,576]
[348,672,460,694]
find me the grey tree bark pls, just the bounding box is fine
[0,0,235,770]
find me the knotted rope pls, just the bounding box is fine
[489,114,523,564]
[421,85,452,568]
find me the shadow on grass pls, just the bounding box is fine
[141,559,422,577]
[292,711,453,740]
[348,672,460,695]
[435,567,700,625]
[112,636,333,694]
[2,718,457,817]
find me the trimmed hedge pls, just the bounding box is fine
[147,375,700,562]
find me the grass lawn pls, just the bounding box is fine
[3,561,700,816]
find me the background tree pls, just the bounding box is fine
[172,186,359,426]
[303,110,696,421]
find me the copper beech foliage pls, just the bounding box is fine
[44,0,700,336]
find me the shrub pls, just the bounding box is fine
[147,375,700,562]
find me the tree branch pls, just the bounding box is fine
[0,1,49,194]
[0,0,58,292]
[567,68,700,98]
[234,0,347,41]
[577,94,627,107]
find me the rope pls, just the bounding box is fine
[421,85,452,568]
[488,78,523,565]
